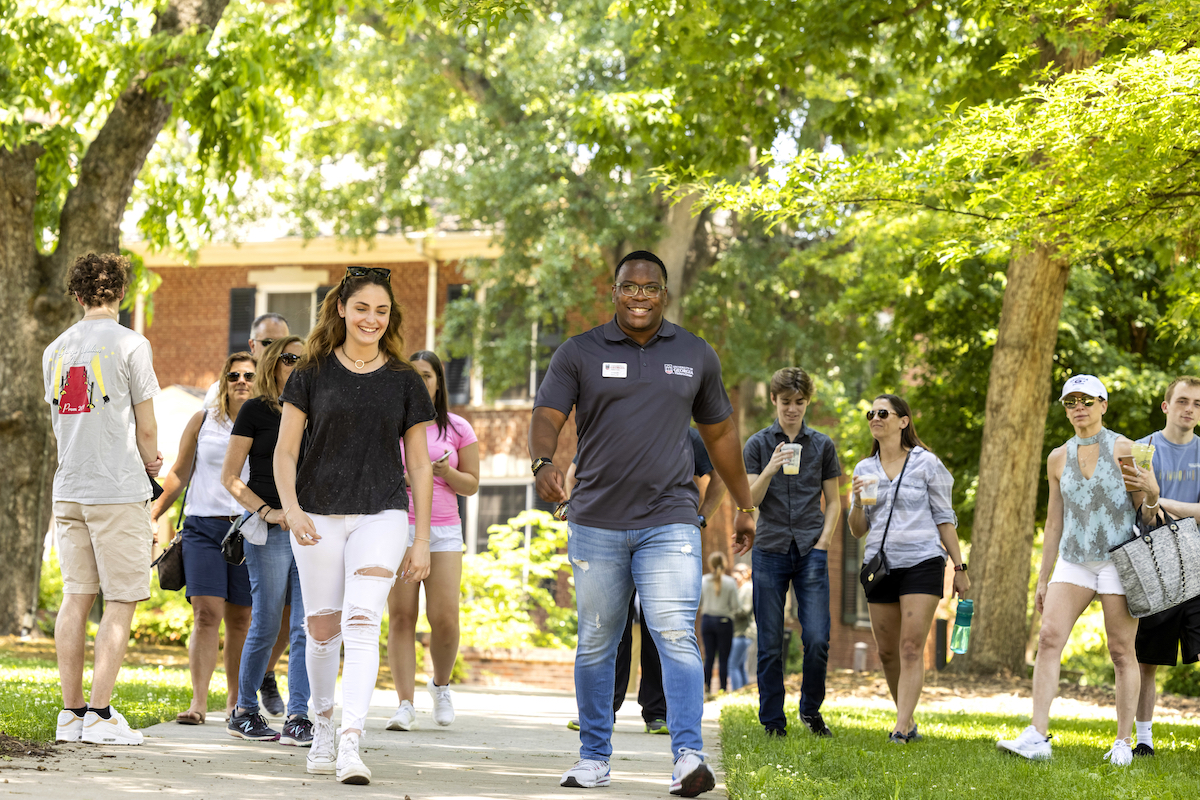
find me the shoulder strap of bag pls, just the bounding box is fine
[175,411,206,532]
[877,450,914,556]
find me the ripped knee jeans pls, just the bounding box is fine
[567,522,705,761]
[291,510,408,733]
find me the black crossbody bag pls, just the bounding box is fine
[859,451,912,598]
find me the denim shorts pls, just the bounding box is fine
[181,515,252,605]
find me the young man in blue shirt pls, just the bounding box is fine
[743,367,842,737]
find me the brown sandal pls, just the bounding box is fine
[175,710,205,725]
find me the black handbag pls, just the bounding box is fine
[222,513,249,566]
[859,451,912,598]
[152,533,186,591]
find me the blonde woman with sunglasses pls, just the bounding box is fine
[998,374,1159,767]
[151,352,257,727]
[222,336,311,745]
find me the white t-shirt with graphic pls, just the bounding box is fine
[43,318,161,504]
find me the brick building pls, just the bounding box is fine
[127,233,947,672]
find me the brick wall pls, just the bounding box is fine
[456,646,577,693]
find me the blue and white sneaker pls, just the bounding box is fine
[560,759,611,788]
[670,749,715,797]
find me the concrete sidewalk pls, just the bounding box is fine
[1,687,725,799]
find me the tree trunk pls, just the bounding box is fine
[656,191,703,324]
[966,243,1070,673]
[0,0,232,633]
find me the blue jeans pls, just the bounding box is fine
[569,523,704,761]
[238,525,309,717]
[729,636,751,691]
[753,542,830,729]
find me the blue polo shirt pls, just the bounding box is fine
[743,419,842,555]
[535,317,733,529]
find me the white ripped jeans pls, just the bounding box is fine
[291,509,407,733]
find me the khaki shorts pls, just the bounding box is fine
[54,500,154,603]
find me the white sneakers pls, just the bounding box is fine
[337,731,372,785]
[81,709,143,745]
[306,715,336,775]
[1104,737,1133,766]
[429,680,455,727]
[997,725,1052,760]
[560,759,611,788]
[670,749,715,797]
[56,710,84,743]
[386,699,419,731]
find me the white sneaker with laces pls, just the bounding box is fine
[997,725,1052,760]
[386,699,419,731]
[1104,737,1133,766]
[429,679,455,727]
[56,710,84,742]
[670,749,715,797]
[336,731,372,785]
[306,714,336,775]
[560,758,611,788]
[81,709,143,745]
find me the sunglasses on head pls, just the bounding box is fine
[865,409,892,421]
[1061,396,1098,409]
[345,266,392,281]
[279,353,301,366]
[227,372,255,383]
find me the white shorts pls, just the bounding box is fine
[1050,559,1125,595]
[408,523,464,553]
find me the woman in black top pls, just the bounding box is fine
[276,267,435,785]
[221,336,311,744]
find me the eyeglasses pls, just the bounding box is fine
[865,409,892,421]
[253,338,274,347]
[279,353,301,366]
[1061,396,1097,409]
[617,282,664,298]
[227,372,255,383]
[346,266,392,280]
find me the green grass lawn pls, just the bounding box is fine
[720,699,1200,800]
[0,653,228,743]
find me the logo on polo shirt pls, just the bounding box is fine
[664,363,694,377]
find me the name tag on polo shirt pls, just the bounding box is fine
[602,362,628,378]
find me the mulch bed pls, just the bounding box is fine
[0,734,55,761]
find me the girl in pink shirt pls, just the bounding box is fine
[387,351,479,731]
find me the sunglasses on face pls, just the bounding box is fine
[865,409,892,421]
[279,353,301,366]
[1061,396,1098,409]
[228,372,255,383]
[345,266,392,280]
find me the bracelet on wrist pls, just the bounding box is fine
[413,537,430,542]
[1145,498,1160,510]
[736,505,757,514]
[256,503,271,519]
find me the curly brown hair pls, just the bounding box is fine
[67,253,131,308]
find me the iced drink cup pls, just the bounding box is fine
[782,443,802,475]
[860,475,880,506]
[1131,442,1155,472]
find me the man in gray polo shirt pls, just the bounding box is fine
[530,250,757,798]
[743,367,842,739]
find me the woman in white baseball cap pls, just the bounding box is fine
[998,374,1159,767]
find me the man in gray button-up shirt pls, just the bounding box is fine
[529,250,756,797]
[743,367,842,739]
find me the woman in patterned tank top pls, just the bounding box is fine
[998,374,1160,767]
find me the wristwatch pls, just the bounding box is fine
[698,514,707,528]
[531,457,554,476]
[954,562,968,572]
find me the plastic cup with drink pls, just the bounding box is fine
[859,475,880,506]
[781,443,802,475]
[1131,442,1155,472]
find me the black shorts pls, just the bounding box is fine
[866,556,946,604]
[1134,595,1200,666]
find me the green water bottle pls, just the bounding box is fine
[950,599,974,655]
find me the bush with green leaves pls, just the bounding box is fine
[460,510,575,650]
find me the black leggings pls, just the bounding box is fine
[701,615,734,692]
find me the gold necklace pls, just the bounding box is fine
[343,347,381,370]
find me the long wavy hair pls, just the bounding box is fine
[300,269,411,373]
[252,335,304,414]
[411,350,460,439]
[217,352,255,424]
[869,393,931,457]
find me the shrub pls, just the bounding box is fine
[460,510,576,649]
[1164,662,1200,697]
